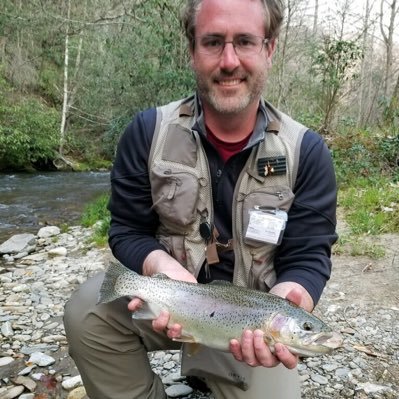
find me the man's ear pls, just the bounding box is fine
[266,37,277,58]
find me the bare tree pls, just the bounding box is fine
[357,0,374,127]
[379,0,399,98]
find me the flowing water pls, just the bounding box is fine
[0,171,110,244]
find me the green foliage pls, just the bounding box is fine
[331,128,397,186]
[338,179,399,235]
[0,83,60,170]
[311,37,363,132]
[81,193,111,246]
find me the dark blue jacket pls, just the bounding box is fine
[108,102,338,305]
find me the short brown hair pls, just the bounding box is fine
[181,0,284,50]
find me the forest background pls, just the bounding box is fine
[0,0,398,248]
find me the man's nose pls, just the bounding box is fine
[219,42,240,70]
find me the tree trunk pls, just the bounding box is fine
[59,0,71,157]
[380,0,398,98]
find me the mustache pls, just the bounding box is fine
[213,70,247,80]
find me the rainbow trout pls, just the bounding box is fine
[98,261,343,357]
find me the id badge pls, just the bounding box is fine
[245,207,287,245]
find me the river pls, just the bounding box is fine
[0,171,110,244]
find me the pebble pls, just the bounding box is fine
[0,226,398,399]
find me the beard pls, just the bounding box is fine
[194,68,268,115]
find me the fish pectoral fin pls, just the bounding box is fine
[172,332,197,344]
[132,301,160,320]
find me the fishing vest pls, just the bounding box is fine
[148,96,307,291]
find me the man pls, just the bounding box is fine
[64,0,337,398]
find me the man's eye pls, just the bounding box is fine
[236,37,256,47]
[203,39,223,48]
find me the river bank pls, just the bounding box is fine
[0,225,398,398]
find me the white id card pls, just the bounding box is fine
[245,209,287,245]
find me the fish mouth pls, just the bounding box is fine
[305,331,343,350]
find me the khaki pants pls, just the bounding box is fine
[64,273,301,399]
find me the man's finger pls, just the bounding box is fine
[127,297,143,312]
[152,310,170,333]
[274,343,298,369]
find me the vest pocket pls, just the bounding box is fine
[241,186,295,247]
[151,164,199,226]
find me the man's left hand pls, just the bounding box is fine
[229,282,314,369]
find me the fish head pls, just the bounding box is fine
[264,313,343,357]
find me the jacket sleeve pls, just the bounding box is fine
[273,130,338,305]
[107,108,165,274]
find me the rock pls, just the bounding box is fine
[356,382,391,394]
[66,386,87,399]
[165,383,193,397]
[48,247,68,257]
[28,352,56,367]
[0,234,36,255]
[18,365,36,376]
[62,375,83,390]
[37,226,61,238]
[0,385,25,398]
[11,376,37,392]
[1,321,14,337]
[19,394,35,399]
[310,374,329,385]
[0,356,15,366]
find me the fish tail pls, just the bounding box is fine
[97,260,131,304]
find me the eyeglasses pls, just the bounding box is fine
[195,34,269,58]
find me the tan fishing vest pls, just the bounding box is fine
[148,96,307,291]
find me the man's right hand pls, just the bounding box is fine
[128,249,196,337]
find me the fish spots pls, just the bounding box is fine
[209,311,215,318]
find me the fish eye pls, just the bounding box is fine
[302,321,314,331]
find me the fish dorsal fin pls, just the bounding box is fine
[209,280,232,286]
[153,273,170,279]
[132,301,162,320]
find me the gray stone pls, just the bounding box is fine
[37,226,60,238]
[62,375,83,390]
[0,385,25,398]
[28,352,55,367]
[48,247,67,257]
[165,384,193,397]
[0,356,14,366]
[311,374,329,385]
[0,234,36,255]
[1,321,14,337]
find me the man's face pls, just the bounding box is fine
[190,0,276,115]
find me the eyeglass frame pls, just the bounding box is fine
[194,34,270,58]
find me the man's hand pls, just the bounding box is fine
[229,282,313,369]
[128,250,195,337]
